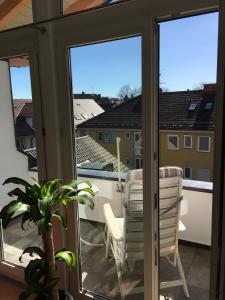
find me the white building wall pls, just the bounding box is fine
[0,61,31,208]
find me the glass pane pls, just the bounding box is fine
[69,36,142,298]
[159,12,218,299]
[63,0,129,15]
[0,0,33,32]
[0,55,41,267]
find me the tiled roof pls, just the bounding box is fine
[78,96,142,129]
[13,100,31,118]
[78,89,216,131]
[18,102,33,117]
[22,135,129,173]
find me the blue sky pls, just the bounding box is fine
[10,12,218,99]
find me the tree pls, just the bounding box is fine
[117,85,142,100]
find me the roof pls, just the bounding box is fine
[73,99,104,126]
[13,99,31,118]
[78,96,142,129]
[18,102,33,117]
[23,135,129,173]
[78,88,216,131]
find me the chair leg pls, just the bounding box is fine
[176,253,190,298]
[116,260,125,300]
[105,226,111,259]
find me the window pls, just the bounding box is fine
[168,135,179,150]
[134,132,143,156]
[188,102,198,111]
[198,136,211,152]
[135,158,143,169]
[184,167,192,179]
[184,135,192,148]
[197,169,210,181]
[125,132,130,140]
[204,101,213,110]
[97,131,116,143]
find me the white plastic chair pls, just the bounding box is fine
[103,166,189,299]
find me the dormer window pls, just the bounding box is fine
[188,103,197,111]
[204,101,213,110]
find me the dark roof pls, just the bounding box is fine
[78,89,216,131]
[23,135,129,173]
[78,96,142,129]
[15,118,34,137]
[18,103,33,117]
[13,100,32,118]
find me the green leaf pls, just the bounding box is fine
[77,187,95,196]
[0,201,28,228]
[19,247,45,263]
[51,210,67,228]
[24,258,45,285]
[21,211,32,230]
[55,249,77,269]
[74,195,94,210]
[3,177,32,188]
[37,218,49,234]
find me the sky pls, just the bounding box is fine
[10,12,218,99]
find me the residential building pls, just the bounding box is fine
[78,84,216,181]
[13,100,35,150]
[13,98,104,148]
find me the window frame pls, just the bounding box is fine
[197,168,210,181]
[197,136,211,152]
[0,1,223,300]
[184,135,192,149]
[167,134,179,150]
[184,167,192,179]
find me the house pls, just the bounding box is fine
[13,100,35,150]
[23,135,129,173]
[78,84,216,181]
[13,98,104,148]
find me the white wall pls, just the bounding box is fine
[179,189,212,246]
[0,61,31,208]
[78,176,123,223]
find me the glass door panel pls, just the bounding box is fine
[68,36,143,299]
[0,55,41,267]
[159,12,218,299]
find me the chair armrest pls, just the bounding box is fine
[103,203,123,242]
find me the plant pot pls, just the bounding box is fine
[58,290,74,300]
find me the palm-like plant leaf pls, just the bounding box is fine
[19,247,45,263]
[55,249,77,269]
[52,210,67,228]
[3,177,32,188]
[0,201,28,228]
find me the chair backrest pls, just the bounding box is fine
[123,166,183,262]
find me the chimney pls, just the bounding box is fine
[203,83,216,93]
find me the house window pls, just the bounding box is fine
[188,102,198,111]
[184,135,192,149]
[16,137,25,150]
[198,136,210,152]
[134,132,143,156]
[184,167,192,179]
[168,135,179,150]
[135,158,143,169]
[204,101,213,110]
[97,131,116,144]
[125,132,130,140]
[197,169,210,182]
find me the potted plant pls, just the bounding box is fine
[0,177,95,300]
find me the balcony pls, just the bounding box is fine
[3,169,212,299]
